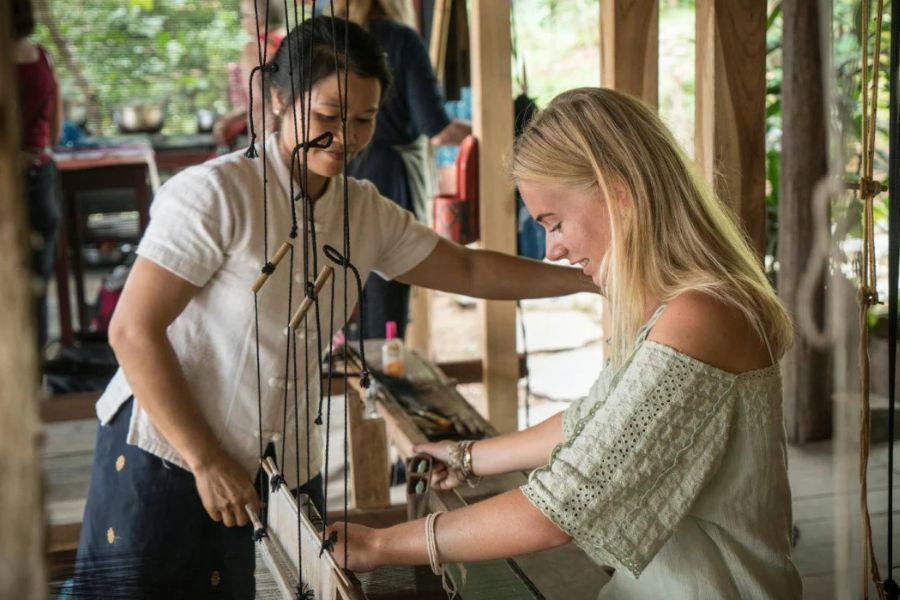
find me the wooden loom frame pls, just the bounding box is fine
[248,457,364,600]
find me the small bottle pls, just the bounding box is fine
[381,320,406,378]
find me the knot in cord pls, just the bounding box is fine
[359,369,371,389]
[261,262,276,275]
[290,225,298,239]
[252,527,268,542]
[244,135,259,159]
[319,530,338,557]
[305,281,317,299]
[297,583,315,600]
[269,473,284,492]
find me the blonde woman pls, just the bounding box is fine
[330,88,802,598]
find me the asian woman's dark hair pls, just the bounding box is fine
[268,16,393,108]
[12,0,36,39]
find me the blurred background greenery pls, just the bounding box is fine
[34,0,245,135]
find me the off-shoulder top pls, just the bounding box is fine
[522,306,802,599]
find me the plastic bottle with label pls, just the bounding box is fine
[381,320,406,378]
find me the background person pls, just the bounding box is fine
[13,0,63,351]
[335,0,471,340]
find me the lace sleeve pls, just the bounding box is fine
[522,342,739,578]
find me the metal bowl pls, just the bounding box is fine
[115,103,166,134]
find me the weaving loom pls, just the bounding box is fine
[243,2,373,598]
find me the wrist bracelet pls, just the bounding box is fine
[448,440,481,487]
[425,511,458,598]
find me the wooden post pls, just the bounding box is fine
[600,0,659,107]
[778,0,831,442]
[429,0,452,84]
[0,8,45,598]
[346,387,390,509]
[598,0,659,360]
[695,0,767,254]
[471,0,518,433]
[405,286,432,358]
[407,1,454,359]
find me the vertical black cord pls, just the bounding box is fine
[517,300,531,428]
[885,0,899,593]
[339,1,352,571]
[250,0,273,529]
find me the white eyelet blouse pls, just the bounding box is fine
[522,308,802,599]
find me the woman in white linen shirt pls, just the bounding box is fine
[330,87,803,599]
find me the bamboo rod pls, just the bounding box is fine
[251,241,293,293]
[246,503,264,531]
[289,266,334,330]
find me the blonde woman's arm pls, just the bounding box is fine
[329,488,571,572]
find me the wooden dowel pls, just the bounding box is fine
[289,266,334,330]
[261,456,278,479]
[245,503,264,531]
[251,241,293,293]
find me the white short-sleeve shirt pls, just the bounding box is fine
[96,134,440,485]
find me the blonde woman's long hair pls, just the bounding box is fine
[328,0,417,29]
[512,87,793,369]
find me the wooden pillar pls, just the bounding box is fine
[598,0,658,359]
[778,0,831,442]
[471,0,518,433]
[0,8,44,599]
[695,0,767,254]
[407,0,453,359]
[600,0,659,106]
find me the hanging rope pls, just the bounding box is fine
[856,0,887,596]
[882,0,899,594]
[250,0,276,534]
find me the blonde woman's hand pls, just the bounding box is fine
[327,521,384,572]
[412,440,465,491]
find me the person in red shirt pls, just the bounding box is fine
[13,0,62,349]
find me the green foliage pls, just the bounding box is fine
[514,0,600,108]
[764,2,783,264]
[764,0,892,283]
[34,0,245,135]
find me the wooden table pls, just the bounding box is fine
[54,145,159,344]
[149,133,217,174]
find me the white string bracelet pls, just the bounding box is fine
[425,511,458,599]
